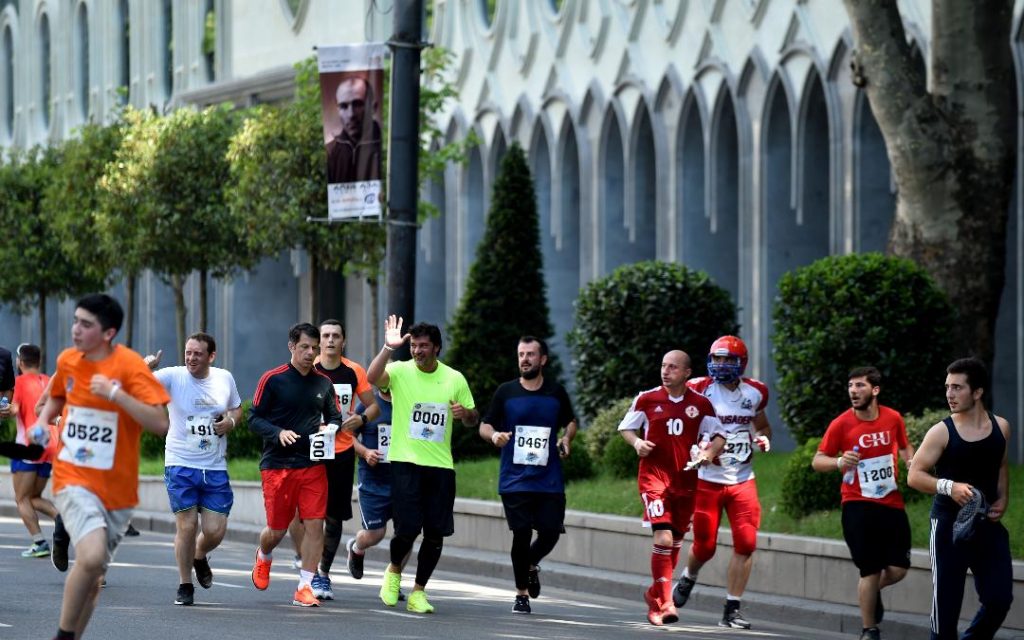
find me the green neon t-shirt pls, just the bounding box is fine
[385,359,475,469]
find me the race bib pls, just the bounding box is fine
[857,453,897,499]
[185,414,218,453]
[721,431,753,466]
[376,423,391,463]
[513,425,551,466]
[60,406,118,470]
[334,383,353,416]
[310,425,338,461]
[409,402,448,443]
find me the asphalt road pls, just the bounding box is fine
[0,515,849,640]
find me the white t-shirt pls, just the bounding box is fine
[156,366,242,471]
[688,377,768,485]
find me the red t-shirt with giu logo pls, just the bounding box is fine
[819,405,909,508]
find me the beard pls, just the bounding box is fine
[521,366,542,380]
[850,397,873,411]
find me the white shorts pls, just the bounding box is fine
[54,485,133,569]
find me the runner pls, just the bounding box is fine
[288,319,378,601]
[479,336,577,614]
[8,344,59,558]
[30,293,170,640]
[366,315,477,614]
[618,350,723,626]
[248,322,347,607]
[812,366,914,640]
[145,333,242,606]
[673,336,771,628]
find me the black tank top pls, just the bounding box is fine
[931,412,1005,518]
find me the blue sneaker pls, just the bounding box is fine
[311,573,334,600]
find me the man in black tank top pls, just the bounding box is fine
[909,357,1012,640]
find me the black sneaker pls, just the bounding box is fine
[346,539,364,580]
[874,591,884,625]
[124,523,140,537]
[672,576,696,607]
[527,566,541,599]
[719,600,751,630]
[51,515,70,573]
[175,583,194,606]
[859,627,881,640]
[512,595,531,614]
[194,557,213,589]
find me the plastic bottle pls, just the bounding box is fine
[842,445,860,484]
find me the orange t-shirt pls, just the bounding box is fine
[50,345,170,510]
[12,372,49,462]
[315,356,372,452]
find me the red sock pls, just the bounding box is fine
[670,536,684,570]
[651,544,673,603]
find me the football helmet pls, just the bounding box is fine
[707,335,748,384]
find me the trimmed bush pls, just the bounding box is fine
[569,261,738,419]
[603,432,640,479]
[780,437,842,518]
[905,407,948,451]
[562,431,595,482]
[773,253,953,445]
[583,397,633,463]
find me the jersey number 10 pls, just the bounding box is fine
[666,418,684,436]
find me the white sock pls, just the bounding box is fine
[727,594,741,602]
[299,569,314,587]
[352,540,365,554]
[683,568,697,580]
[257,548,272,561]
[32,535,45,545]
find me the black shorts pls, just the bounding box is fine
[841,500,911,577]
[501,492,566,533]
[390,461,455,539]
[324,447,355,522]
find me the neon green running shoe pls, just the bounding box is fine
[379,566,401,607]
[406,589,434,614]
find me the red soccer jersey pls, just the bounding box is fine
[819,405,909,508]
[618,386,722,496]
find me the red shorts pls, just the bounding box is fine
[640,482,696,534]
[261,465,327,530]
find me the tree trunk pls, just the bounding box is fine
[37,292,47,373]
[369,276,380,348]
[309,255,320,323]
[124,273,137,349]
[200,268,208,332]
[844,0,1015,366]
[171,274,187,363]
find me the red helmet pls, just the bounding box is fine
[707,335,748,383]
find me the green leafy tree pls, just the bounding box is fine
[568,261,738,419]
[445,143,561,459]
[0,146,107,365]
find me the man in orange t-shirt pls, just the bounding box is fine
[30,293,169,640]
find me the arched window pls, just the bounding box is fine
[74,2,90,120]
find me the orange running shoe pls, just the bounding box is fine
[644,586,665,626]
[292,584,320,607]
[251,549,271,591]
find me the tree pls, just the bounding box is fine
[445,143,561,458]
[0,146,107,365]
[843,1,1015,368]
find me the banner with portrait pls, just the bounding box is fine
[317,43,387,220]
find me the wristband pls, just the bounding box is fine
[634,438,644,453]
[108,381,121,402]
[228,416,237,429]
[360,413,368,426]
[382,344,395,352]
[491,432,500,445]
[836,456,843,471]
[936,478,954,497]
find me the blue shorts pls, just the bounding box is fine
[358,481,393,531]
[164,466,233,515]
[11,460,51,477]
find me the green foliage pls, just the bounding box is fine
[780,437,841,518]
[561,431,595,481]
[602,433,639,479]
[568,261,739,419]
[905,407,948,451]
[446,144,561,459]
[773,253,954,444]
[140,399,262,460]
[583,396,633,462]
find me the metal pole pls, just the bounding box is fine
[385,0,424,356]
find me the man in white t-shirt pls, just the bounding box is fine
[146,332,242,607]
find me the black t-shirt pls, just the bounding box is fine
[0,347,14,393]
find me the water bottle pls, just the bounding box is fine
[0,397,8,410]
[842,446,859,484]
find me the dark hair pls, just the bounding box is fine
[319,319,346,340]
[16,344,41,368]
[289,322,319,344]
[186,332,216,355]
[947,357,989,397]
[519,335,549,357]
[408,322,442,353]
[76,293,124,333]
[848,366,881,388]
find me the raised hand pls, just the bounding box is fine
[384,315,410,349]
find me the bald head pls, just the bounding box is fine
[336,77,373,139]
[661,350,692,394]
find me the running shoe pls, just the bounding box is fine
[174,583,194,606]
[379,566,401,607]
[661,600,679,624]
[124,522,140,536]
[720,600,751,629]
[875,591,884,624]
[251,549,271,590]
[406,590,435,614]
[512,595,531,614]
[346,538,364,579]
[292,584,320,607]
[51,515,69,573]
[311,573,334,600]
[527,565,541,598]
[193,557,213,589]
[22,540,51,558]
[293,554,303,570]
[859,628,881,640]
[644,587,665,626]
[672,575,696,607]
